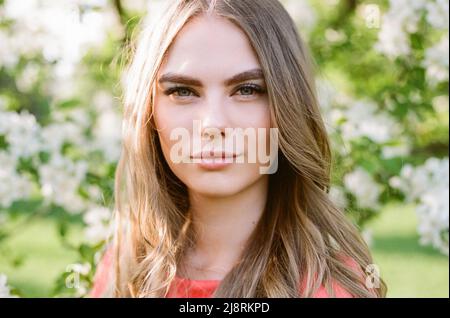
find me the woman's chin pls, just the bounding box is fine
[188,180,245,198]
[172,164,265,198]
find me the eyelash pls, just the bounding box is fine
[163,84,266,98]
[234,84,266,96]
[163,86,197,97]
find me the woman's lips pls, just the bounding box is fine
[190,151,239,170]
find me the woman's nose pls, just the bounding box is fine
[199,96,228,140]
[202,126,225,141]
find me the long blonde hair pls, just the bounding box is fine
[108,0,387,297]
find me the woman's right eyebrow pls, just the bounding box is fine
[158,73,202,86]
[158,68,264,87]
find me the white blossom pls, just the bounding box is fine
[0,274,16,298]
[316,79,351,136]
[90,91,122,163]
[426,0,449,30]
[0,110,42,158]
[38,154,88,214]
[0,152,33,208]
[423,33,449,85]
[417,189,449,255]
[1,0,121,78]
[376,19,411,58]
[15,62,40,93]
[83,205,113,244]
[40,121,86,155]
[432,95,449,114]
[329,185,348,209]
[390,157,449,255]
[375,0,428,59]
[0,30,19,69]
[344,167,383,210]
[281,0,317,33]
[68,262,91,276]
[341,100,400,144]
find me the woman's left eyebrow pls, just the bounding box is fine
[224,68,264,86]
[158,68,264,87]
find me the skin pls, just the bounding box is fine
[153,14,271,280]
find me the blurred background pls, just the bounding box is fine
[0,0,448,298]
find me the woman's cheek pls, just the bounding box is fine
[231,101,270,129]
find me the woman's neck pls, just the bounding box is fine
[183,175,268,280]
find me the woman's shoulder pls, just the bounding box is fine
[89,248,366,298]
[306,255,365,298]
[89,245,114,298]
[312,282,353,298]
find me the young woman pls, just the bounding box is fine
[90,0,387,298]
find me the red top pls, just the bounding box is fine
[90,248,359,298]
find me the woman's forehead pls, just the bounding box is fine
[159,15,261,82]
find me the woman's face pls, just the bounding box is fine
[154,15,272,197]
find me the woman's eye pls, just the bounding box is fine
[239,86,255,95]
[234,84,266,97]
[164,87,196,98]
[175,88,194,97]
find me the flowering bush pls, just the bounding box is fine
[0,0,126,297]
[390,157,449,255]
[0,0,448,297]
